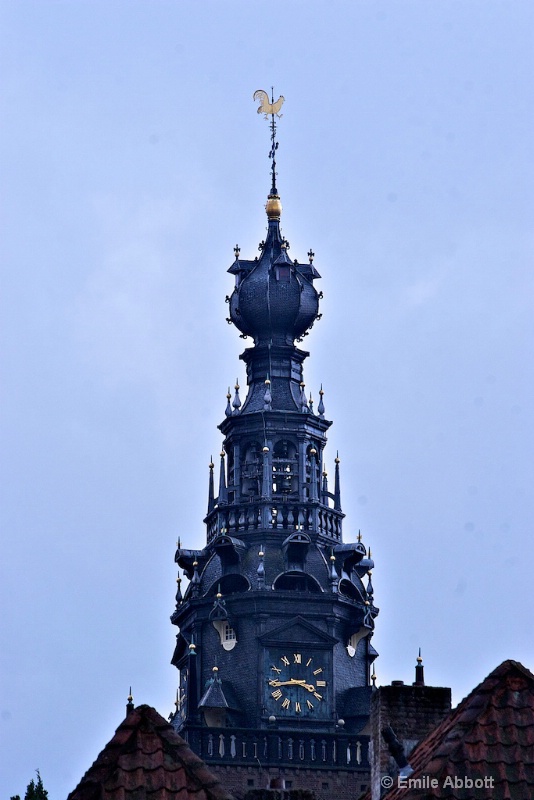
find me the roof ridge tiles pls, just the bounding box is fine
[376,659,534,800]
[68,704,233,800]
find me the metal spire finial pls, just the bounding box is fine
[414,648,425,686]
[126,686,134,715]
[317,384,325,418]
[232,380,241,414]
[225,388,232,417]
[253,88,285,196]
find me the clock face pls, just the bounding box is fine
[265,650,329,717]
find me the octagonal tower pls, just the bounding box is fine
[170,99,378,799]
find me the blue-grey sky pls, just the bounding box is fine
[1,1,532,796]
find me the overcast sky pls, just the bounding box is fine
[1,1,533,797]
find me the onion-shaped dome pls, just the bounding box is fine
[228,197,320,346]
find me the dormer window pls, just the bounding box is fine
[275,265,290,281]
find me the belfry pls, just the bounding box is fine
[170,92,379,799]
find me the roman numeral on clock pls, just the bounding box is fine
[272,689,282,700]
[281,698,290,709]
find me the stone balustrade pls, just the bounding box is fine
[183,725,369,771]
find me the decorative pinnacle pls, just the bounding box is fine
[318,384,325,418]
[232,380,241,414]
[234,244,240,259]
[357,530,362,542]
[127,687,133,702]
[417,648,423,664]
[308,249,315,263]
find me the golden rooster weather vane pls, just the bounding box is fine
[253,88,285,195]
[253,89,285,119]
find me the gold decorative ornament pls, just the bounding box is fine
[253,89,285,119]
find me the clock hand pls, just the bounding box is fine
[269,679,308,688]
[268,679,317,691]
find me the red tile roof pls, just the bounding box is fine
[67,704,234,800]
[383,660,534,800]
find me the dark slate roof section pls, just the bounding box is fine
[198,677,231,710]
[382,660,534,800]
[341,686,373,718]
[67,704,234,800]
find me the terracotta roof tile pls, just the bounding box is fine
[68,705,234,800]
[381,660,534,800]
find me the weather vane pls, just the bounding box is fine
[253,88,285,195]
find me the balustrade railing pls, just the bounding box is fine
[206,500,342,544]
[183,725,369,771]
